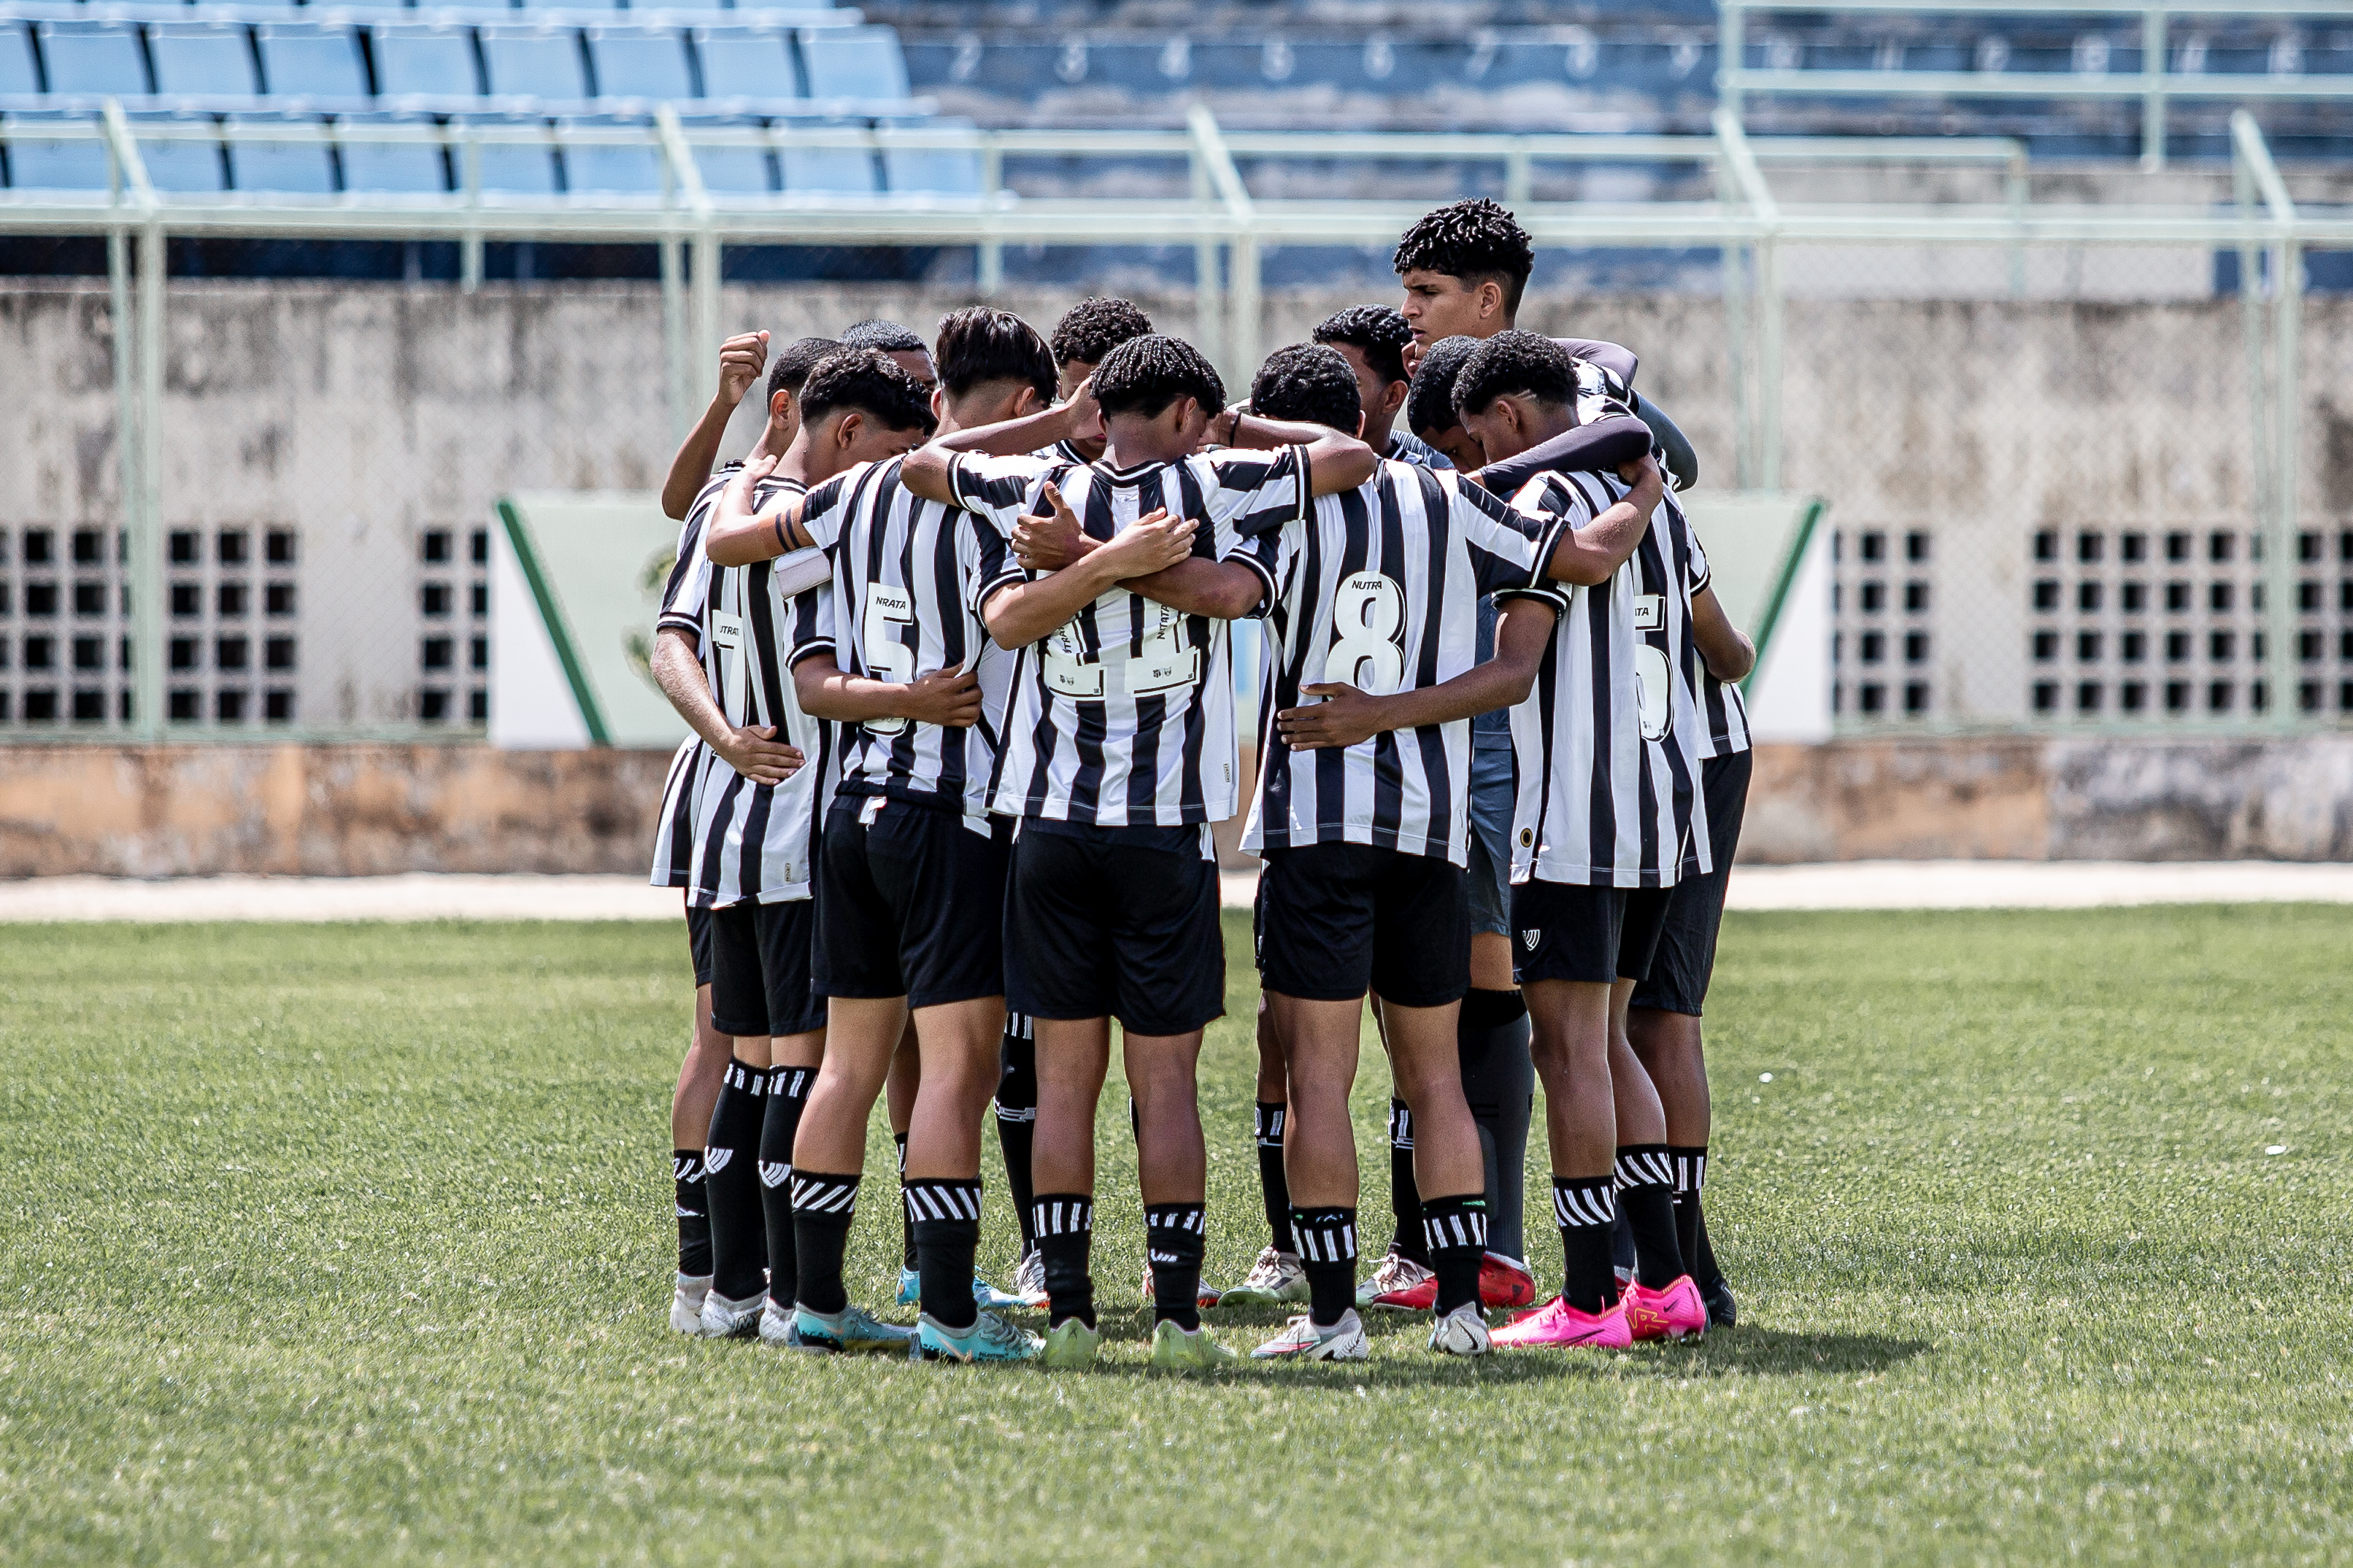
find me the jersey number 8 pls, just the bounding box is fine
[1323,571,1406,696]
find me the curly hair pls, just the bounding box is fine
[1404,335,1483,439]
[1312,304,1414,387]
[1090,333,1225,422]
[1048,296,1155,372]
[797,346,936,434]
[1451,331,1576,419]
[933,306,1055,403]
[767,336,839,403]
[1391,198,1535,317]
[838,319,927,355]
[1248,343,1363,436]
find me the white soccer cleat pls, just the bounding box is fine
[1011,1248,1048,1308]
[1428,1301,1493,1358]
[758,1300,806,1348]
[1358,1248,1436,1310]
[698,1287,766,1339]
[1251,1308,1371,1362]
[1218,1246,1309,1308]
[670,1272,713,1335]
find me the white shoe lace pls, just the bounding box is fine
[1242,1246,1294,1289]
[1369,1252,1433,1294]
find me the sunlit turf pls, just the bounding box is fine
[2,905,2349,1564]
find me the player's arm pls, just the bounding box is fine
[651,626,804,783]
[706,452,816,565]
[1209,411,1376,495]
[901,382,1099,503]
[980,508,1198,649]
[1633,393,1698,491]
[792,652,983,728]
[1470,414,1653,498]
[1277,598,1558,749]
[1538,457,1665,587]
[661,331,769,522]
[1010,482,1265,620]
[1690,584,1755,684]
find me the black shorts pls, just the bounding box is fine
[1617,887,1672,984]
[1256,841,1469,1008]
[1004,819,1224,1037]
[708,899,826,1039]
[813,797,1009,1009]
[1631,747,1753,1016]
[685,897,715,987]
[1510,879,1673,988]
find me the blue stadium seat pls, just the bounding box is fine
[417,0,514,11]
[323,0,416,10]
[554,114,663,194]
[582,26,693,102]
[450,112,556,193]
[672,113,773,194]
[0,22,39,97]
[370,24,481,99]
[223,109,335,193]
[33,22,151,97]
[126,110,228,193]
[147,22,261,99]
[690,27,803,101]
[255,24,369,101]
[879,115,979,196]
[774,117,874,193]
[334,109,448,193]
[478,24,589,103]
[1,111,113,191]
[799,27,909,101]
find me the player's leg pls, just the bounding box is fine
[668,902,731,1333]
[1493,883,1631,1350]
[1460,739,1537,1308]
[886,1023,920,1303]
[752,897,827,1346]
[904,995,1009,1351]
[996,1013,1044,1305]
[698,901,774,1337]
[1610,889,1706,1341]
[1217,887,1304,1308]
[1365,995,1433,1305]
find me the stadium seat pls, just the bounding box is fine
[323,0,420,10]
[32,21,151,98]
[1,110,113,191]
[255,24,370,102]
[223,110,336,194]
[0,22,39,98]
[879,115,979,196]
[690,27,804,101]
[450,112,557,194]
[553,114,664,195]
[799,27,909,101]
[671,112,773,194]
[333,109,449,193]
[582,26,693,103]
[478,24,590,104]
[126,110,228,193]
[774,117,874,193]
[370,24,482,99]
[417,0,515,11]
[147,22,262,99]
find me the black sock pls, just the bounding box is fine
[1670,1145,1707,1287]
[673,1148,712,1278]
[907,1178,983,1332]
[757,1065,813,1309]
[1290,1206,1359,1328]
[1145,1202,1207,1331]
[1611,1205,1637,1284]
[1387,1100,1428,1264]
[1033,1193,1095,1329]
[702,1061,770,1302]
[1615,1144,1687,1290]
[1420,1193,1487,1316]
[893,1133,916,1272]
[789,1170,859,1316]
[1458,988,1533,1262]
[1253,1102,1293,1254]
[1552,1176,1618,1314]
[1695,1197,1723,1288]
[997,1021,1039,1257]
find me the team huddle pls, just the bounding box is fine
[650,198,1757,1367]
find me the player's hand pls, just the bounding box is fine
[1276,682,1390,749]
[1618,452,1663,493]
[719,723,803,784]
[1101,506,1195,576]
[1206,403,1247,448]
[738,448,783,485]
[900,665,983,728]
[1012,481,1095,573]
[717,330,770,407]
[1401,338,1426,379]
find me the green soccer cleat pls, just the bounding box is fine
[1038,1316,1105,1370]
[920,1310,1042,1364]
[1149,1318,1237,1371]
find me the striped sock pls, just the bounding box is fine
[996,1019,1038,1257]
[1552,1175,1617,1314]
[1290,1206,1359,1328]
[757,1065,814,1308]
[1420,1192,1487,1316]
[789,1170,860,1316]
[906,1176,984,1332]
[672,1149,711,1278]
[1614,1144,1686,1290]
[893,1132,916,1272]
[1033,1192,1095,1329]
[1254,1102,1294,1254]
[703,1061,771,1302]
[1670,1145,1708,1289]
[1145,1202,1208,1331]
[1388,1100,1428,1264]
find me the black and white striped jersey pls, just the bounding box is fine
[658,476,838,908]
[1503,468,1713,889]
[1687,529,1753,758]
[648,477,727,890]
[944,446,1310,826]
[795,455,1025,819]
[1231,460,1561,865]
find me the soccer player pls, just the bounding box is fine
[1220,343,1571,1361]
[1309,305,1448,468]
[1443,331,1721,1351]
[896,333,1377,1370]
[661,328,771,524]
[1040,297,1154,463]
[841,319,939,391]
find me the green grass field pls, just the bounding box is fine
[4,905,2350,1564]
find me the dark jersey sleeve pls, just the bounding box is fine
[1472,417,1655,499]
[1552,336,1639,385]
[1633,393,1700,492]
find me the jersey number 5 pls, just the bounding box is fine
[863,582,916,736]
[1324,571,1406,696]
[1631,593,1671,741]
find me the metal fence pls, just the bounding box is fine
[0,102,2341,741]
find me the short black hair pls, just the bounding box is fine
[797,346,935,433]
[768,336,839,403]
[1249,343,1362,436]
[1090,334,1225,422]
[1048,296,1154,371]
[1392,198,1535,317]
[934,306,1055,403]
[1406,336,1482,438]
[839,319,928,355]
[1452,331,1576,419]
[1312,304,1414,387]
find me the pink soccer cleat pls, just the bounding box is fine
[1625,1275,1709,1342]
[1489,1294,1632,1350]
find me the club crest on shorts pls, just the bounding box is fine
[1520,929,1541,951]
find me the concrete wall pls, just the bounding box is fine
[2,738,2346,878]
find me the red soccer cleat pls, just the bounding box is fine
[1479,1252,1538,1310]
